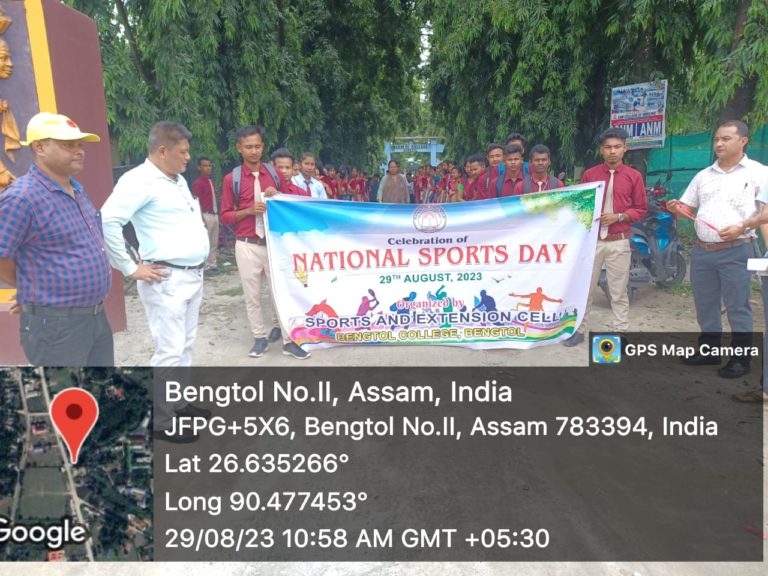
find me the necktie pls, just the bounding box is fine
[537,181,544,193]
[305,180,312,196]
[253,172,264,237]
[209,179,217,214]
[600,169,615,239]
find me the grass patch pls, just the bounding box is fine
[662,281,693,297]
[215,286,243,297]
[663,278,762,297]
[0,497,11,518]
[677,225,696,251]
[47,368,78,393]
[26,395,45,413]
[216,263,239,275]
[213,247,239,275]
[19,467,67,520]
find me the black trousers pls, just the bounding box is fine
[19,308,114,366]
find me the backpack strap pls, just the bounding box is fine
[232,165,242,209]
[263,162,282,192]
[232,163,283,209]
[521,175,559,195]
[521,175,533,196]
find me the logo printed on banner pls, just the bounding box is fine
[413,204,447,233]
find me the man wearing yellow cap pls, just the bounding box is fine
[0,112,113,365]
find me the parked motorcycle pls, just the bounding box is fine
[599,175,686,303]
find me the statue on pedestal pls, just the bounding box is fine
[0,9,20,189]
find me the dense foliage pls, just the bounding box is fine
[67,0,766,169]
[67,0,421,170]
[423,0,767,166]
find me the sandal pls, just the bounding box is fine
[731,390,768,403]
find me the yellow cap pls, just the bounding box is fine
[21,112,100,145]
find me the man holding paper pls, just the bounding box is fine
[668,120,767,378]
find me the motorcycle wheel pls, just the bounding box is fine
[655,252,687,287]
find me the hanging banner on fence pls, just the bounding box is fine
[610,79,668,149]
[265,183,603,350]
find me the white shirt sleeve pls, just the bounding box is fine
[679,171,700,207]
[101,173,150,277]
[756,165,768,204]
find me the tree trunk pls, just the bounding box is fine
[719,75,757,123]
[626,26,656,178]
[114,0,155,89]
[718,0,755,123]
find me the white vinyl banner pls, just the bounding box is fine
[266,183,603,349]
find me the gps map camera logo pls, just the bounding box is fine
[592,335,622,364]
[413,204,447,233]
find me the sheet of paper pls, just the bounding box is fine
[747,258,768,275]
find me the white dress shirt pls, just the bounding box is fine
[291,174,327,199]
[680,155,768,242]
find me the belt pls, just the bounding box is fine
[22,303,104,316]
[151,260,205,270]
[236,236,267,246]
[695,237,753,251]
[600,231,632,242]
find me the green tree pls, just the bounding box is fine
[690,0,768,125]
[424,0,708,163]
[422,0,762,167]
[301,0,422,168]
[66,0,421,171]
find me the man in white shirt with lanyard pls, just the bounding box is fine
[668,120,767,379]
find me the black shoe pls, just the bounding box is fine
[267,327,282,343]
[153,429,198,444]
[717,359,750,379]
[175,404,211,419]
[562,332,584,347]
[249,338,269,358]
[282,342,311,359]
[682,353,721,366]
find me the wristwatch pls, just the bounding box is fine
[617,213,625,223]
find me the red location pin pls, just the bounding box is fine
[50,388,99,464]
